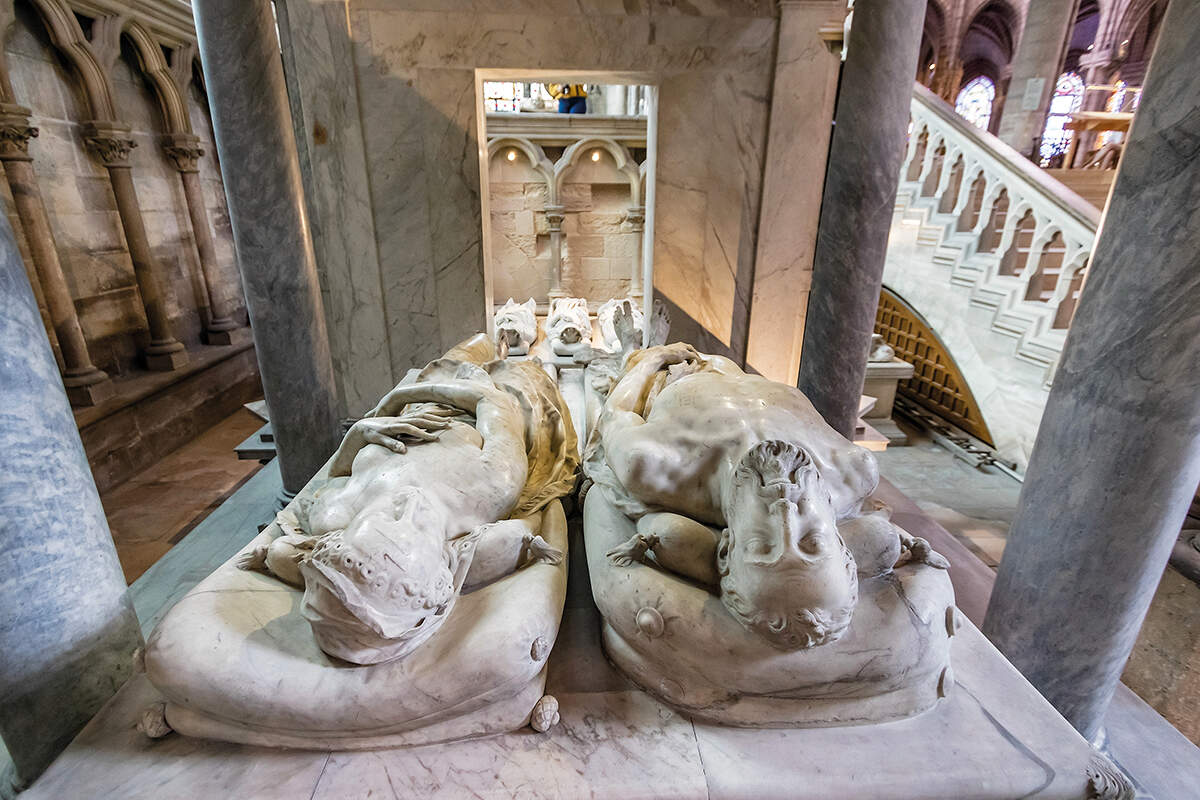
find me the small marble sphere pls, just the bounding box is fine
[495,297,537,356]
[547,297,591,356]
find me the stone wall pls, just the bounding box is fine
[489,144,642,305]
[3,3,246,379]
[276,0,846,413]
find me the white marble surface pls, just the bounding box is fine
[26,593,1110,799]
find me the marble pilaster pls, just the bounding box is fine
[0,104,112,405]
[162,133,238,345]
[983,0,1200,741]
[797,0,926,437]
[193,0,341,495]
[84,121,187,371]
[0,209,142,793]
[996,0,1078,158]
[746,0,844,384]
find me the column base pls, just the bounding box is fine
[62,365,115,406]
[144,342,189,372]
[203,328,236,346]
[65,377,115,406]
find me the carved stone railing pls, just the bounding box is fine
[892,84,1101,378]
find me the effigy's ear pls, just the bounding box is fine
[716,528,733,576]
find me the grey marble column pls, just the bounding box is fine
[0,208,142,794]
[983,0,1200,742]
[84,122,188,372]
[0,104,113,405]
[996,0,1079,158]
[193,0,341,495]
[797,0,925,437]
[163,133,239,344]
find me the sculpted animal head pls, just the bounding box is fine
[495,298,537,348]
[547,297,590,344]
[717,440,858,651]
[299,489,473,664]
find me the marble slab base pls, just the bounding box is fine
[27,585,1115,799]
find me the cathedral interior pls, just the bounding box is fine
[0,0,1196,798]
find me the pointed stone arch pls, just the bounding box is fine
[22,0,117,120]
[554,136,640,208]
[487,136,555,204]
[121,20,191,135]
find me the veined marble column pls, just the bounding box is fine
[0,104,113,405]
[0,209,142,794]
[983,0,1200,741]
[84,122,187,371]
[996,0,1079,158]
[162,133,239,345]
[193,0,341,495]
[545,204,566,300]
[625,205,644,298]
[797,0,925,437]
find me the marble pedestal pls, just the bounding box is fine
[863,357,914,420]
[27,527,1118,799]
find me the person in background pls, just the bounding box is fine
[548,83,587,114]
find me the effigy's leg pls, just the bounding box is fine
[237,533,314,587]
[607,512,721,588]
[462,518,564,592]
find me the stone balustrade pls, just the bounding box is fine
[894,83,1101,380]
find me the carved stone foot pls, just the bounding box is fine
[606,534,653,567]
[524,534,564,566]
[237,544,269,572]
[530,695,560,733]
[137,702,173,739]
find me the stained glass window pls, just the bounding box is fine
[954,76,996,131]
[1039,72,1085,165]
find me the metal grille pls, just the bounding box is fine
[875,287,994,445]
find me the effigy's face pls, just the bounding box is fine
[300,507,458,664]
[717,441,859,650]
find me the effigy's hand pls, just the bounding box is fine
[351,413,450,455]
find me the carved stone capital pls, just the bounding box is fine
[544,204,566,230]
[0,122,38,160]
[624,205,646,229]
[83,122,137,166]
[162,134,204,173]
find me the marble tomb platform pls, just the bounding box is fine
[28,517,1116,800]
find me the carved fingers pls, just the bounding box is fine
[606,534,653,567]
[355,416,448,454]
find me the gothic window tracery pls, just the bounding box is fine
[954,76,996,131]
[1039,72,1084,165]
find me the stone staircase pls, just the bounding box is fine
[889,85,1102,382]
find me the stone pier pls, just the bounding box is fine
[163,133,239,345]
[996,0,1078,159]
[0,211,142,794]
[0,104,112,405]
[797,0,925,437]
[983,0,1200,741]
[193,0,341,495]
[84,122,188,372]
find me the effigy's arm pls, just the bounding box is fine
[327,409,457,477]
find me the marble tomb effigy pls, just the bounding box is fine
[582,341,956,726]
[141,334,578,748]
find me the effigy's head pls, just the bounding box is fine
[718,440,858,651]
[299,491,464,664]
